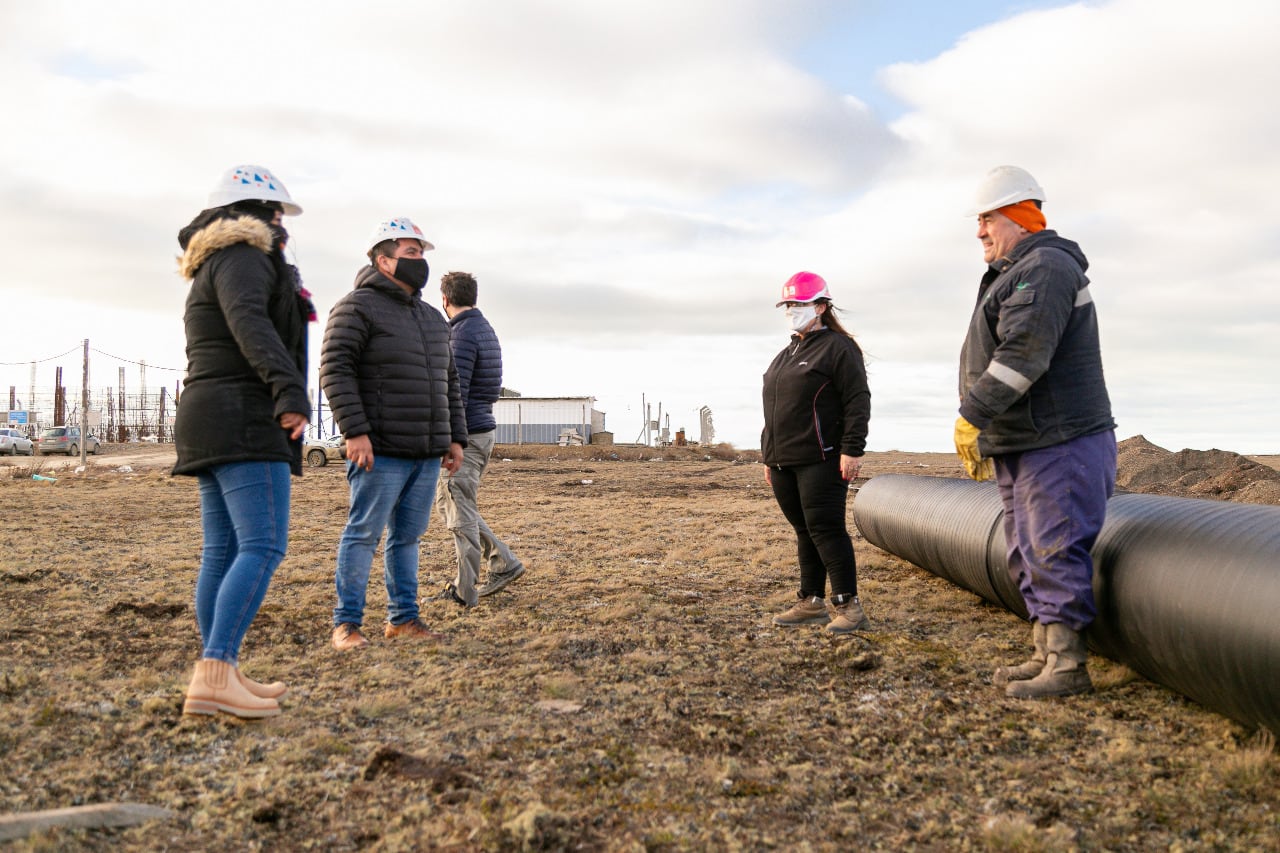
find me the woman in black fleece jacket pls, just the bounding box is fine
[761,272,872,634]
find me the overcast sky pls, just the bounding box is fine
[1,0,1276,453]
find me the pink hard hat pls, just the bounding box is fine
[776,271,830,307]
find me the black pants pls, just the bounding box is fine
[770,456,857,598]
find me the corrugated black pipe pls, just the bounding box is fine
[853,474,1280,733]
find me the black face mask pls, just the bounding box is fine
[391,257,430,290]
[270,223,289,249]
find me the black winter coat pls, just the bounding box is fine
[761,328,870,467]
[320,266,467,458]
[173,215,310,476]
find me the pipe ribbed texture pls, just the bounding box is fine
[853,474,1280,733]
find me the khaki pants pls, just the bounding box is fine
[435,430,520,605]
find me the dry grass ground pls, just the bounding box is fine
[0,444,1276,850]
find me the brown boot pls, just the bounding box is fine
[384,617,445,641]
[1006,623,1093,699]
[993,621,1046,685]
[238,670,287,700]
[332,623,370,651]
[826,596,871,634]
[773,595,830,627]
[183,659,281,718]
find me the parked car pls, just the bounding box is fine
[36,426,101,456]
[0,428,34,456]
[304,435,346,467]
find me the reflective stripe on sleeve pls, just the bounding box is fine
[987,359,1033,394]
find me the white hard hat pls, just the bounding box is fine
[366,217,435,253]
[206,164,302,215]
[966,165,1045,217]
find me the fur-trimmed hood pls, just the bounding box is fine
[177,215,273,279]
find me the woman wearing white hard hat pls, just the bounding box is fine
[761,272,873,634]
[173,164,315,718]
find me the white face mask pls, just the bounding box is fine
[784,303,818,333]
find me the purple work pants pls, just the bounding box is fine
[994,430,1117,631]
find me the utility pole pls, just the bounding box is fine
[118,367,127,442]
[157,387,167,443]
[80,339,89,464]
[635,394,648,445]
[54,366,64,426]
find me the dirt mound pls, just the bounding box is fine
[1116,435,1280,504]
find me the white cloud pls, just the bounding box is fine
[1,0,1277,452]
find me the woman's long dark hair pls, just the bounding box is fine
[816,299,857,341]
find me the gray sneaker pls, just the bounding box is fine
[478,563,526,597]
[433,584,473,609]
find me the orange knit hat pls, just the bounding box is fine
[998,200,1046,233]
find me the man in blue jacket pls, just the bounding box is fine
[954,166,1117,699]
[433,271,525,608]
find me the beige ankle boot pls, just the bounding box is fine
[183,659,282,718]
[773,596,830,627]
[994,621,1047,685]
[1006,623,1092,699]
[826,596,871,634]
[238,669,287,700]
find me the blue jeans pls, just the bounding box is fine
[334,455,442,627]
[995,430,1117,631]
[195,461,291,664]
[769,456,857,599]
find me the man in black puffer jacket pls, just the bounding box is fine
[321,217,467,651]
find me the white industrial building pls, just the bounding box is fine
[493,396,605,445]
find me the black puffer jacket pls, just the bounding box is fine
[173,214,310,476]
[320,266,467,458]
[761,327,870,467]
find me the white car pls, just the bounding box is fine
[37,426,101,456]
[304,435,346,467]
[0,428,34,456]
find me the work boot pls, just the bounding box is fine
[384,617,445,642]
[478,563,526,597]
[773,595,830,627]
[993,621,1047,685]
[183,659,281,719]
[826,595,871,634]
[238,669,288,700]
[1006,622,1092,699]
[332,623,370,651]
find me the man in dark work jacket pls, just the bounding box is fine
[321,217,467,651]
[954,166,1116,700]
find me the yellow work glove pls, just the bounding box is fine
[953,416,993,482]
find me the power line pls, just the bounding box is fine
[0,347,183,372]
[89,348,184,373]
[0,345,82,366]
